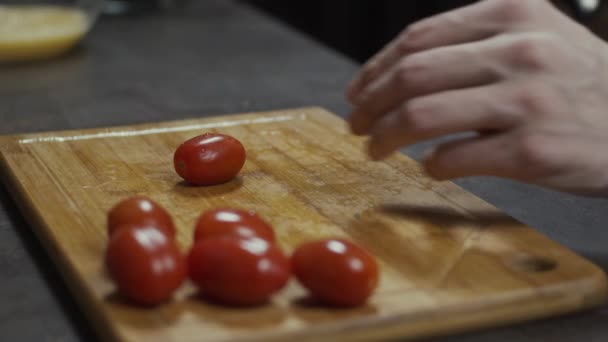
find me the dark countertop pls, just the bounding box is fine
[0,1,607,341]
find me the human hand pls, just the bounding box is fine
[347,0,608,195]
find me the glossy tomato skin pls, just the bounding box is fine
[174,133,246,186]
[188,237,290,306]
[194,208,275,243]
[292,239,379,307]
[107,196,175,238]
[105,224,186,306]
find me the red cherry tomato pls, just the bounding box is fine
[194,208,275,243]
[105,224,186,306]
[292,239,379,307]
[188,237,290,306]
[174,133,246,186]
[107,196,175,238]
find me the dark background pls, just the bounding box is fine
[245,0,608,63]
[245,0,475,62]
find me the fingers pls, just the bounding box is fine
[423,133,520,180]
[349,29,563,137]
[366,83,522,160]
[349,36,511,135]
[421,114,608,192]
[346,36,410,104]
[347,0,517,102]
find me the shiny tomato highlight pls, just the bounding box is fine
[292,239,379,307]
[107,196,175,238]
[194,208,275,243]
[105,224,186,306]
[174,133,246,186]
[188,237,290,306]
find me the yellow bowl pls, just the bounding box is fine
[0,4,95,63]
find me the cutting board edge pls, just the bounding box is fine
[0,106,329,141]
[0,151,123,342]
[252,272,608,342]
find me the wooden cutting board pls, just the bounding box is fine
[0,107,605,342]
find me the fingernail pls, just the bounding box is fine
[422,147,442,179]
[346,85,357,103]
[351,125,363,136]
[346,78,363,103]
[368,141,386,161]
[422,147,435,162]
[348,112,366,136]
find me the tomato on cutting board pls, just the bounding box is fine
[194,208,275,243]
[292,239,379,307]
[105,224,186,306]
[174,133,246,186]
[107,196,175,238]
[188,237,290,306]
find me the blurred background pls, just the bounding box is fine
[244,0,608,63]
[0,0,605,65]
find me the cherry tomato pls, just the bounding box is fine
[107,196,175,238]
[188,237,290,306]
[174,133,246,186]
[105,224,186,306]
[292,239,379,307]
[194,208,275,243]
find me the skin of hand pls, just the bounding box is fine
[346,0,608,196]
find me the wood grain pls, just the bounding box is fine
[0,107,605,342]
